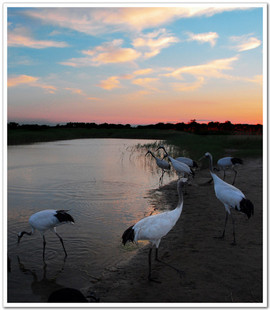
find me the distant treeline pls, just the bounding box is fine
[8,120,262,135]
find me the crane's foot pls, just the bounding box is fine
[231,241,237,246]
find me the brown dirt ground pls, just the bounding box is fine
[86,157,263,304]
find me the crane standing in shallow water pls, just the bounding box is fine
[122,178,187,281]
[18,209,74,261]
[204,152,254,245]
[145,150,170,185]
[156,145,194,179]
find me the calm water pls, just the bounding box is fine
[7,139,175,302]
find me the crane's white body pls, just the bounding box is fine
[205,152,253,244]
[168,156,192,176]
[215,156,243,184]
[175,157,196,168]
[153,156,170,170]
[210,172,245,214]
[133,202,182,248]
[18,209,74,260]
[29,209,67,234]
[217,157,238,169]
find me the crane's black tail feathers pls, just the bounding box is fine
[55,210,75,223]
[232,158,243,165]
[193,161,198,168]
[122,225,135,245]
[239,198,254,219]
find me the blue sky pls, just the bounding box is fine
[6,4,264,125]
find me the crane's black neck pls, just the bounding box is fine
[17,231,32,243]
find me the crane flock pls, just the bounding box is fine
[16,143,255,284]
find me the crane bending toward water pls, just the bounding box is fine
[122,178,187,282]
[204,152,254,245]
[18,209,74,261]
[156,145,194,179]
[145,150,170,185]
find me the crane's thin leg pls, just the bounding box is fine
[155,248,185,277]
[159,170,164,186]
[215,212,228,240]
[231,213,236,245]
[147,248,160,283]
[223,170,226,180]
[55,232,67,257]
[43,235,46,261]
[148,247,152,280]
[232,168,237,185]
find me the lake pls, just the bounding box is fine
[7,138,176,302]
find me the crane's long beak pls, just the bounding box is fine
[198,155,205,161]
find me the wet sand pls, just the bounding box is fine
[86,158,263,304]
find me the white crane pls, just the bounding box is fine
[18,209,74,260]
[122,178,187,281]
[145,150,170,185]
[156,145,194,178]
[204,152,254,245]
[175,156,198,169]
[216,156,243,185]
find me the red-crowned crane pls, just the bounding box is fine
[145,150,170,185]
[175,156,198,169]
[156,145,194,178]
[122,178,187,281]
[204,152,254,245]
[18,209,74,260]
[216,156,243,185]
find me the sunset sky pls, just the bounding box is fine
[6,4,264,125]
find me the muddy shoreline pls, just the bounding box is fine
[86,158,263,304]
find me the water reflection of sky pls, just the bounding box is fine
[8,139,177,302]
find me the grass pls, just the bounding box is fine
[7,127,177,145]
[8,127,262,162]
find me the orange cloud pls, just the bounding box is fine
[61,39,141,67]
[8,75,38,87]
[25,7,247,34]
[132,77,159,91]
[8,28,68,49]
[64,87,84,95]
[133,68,154,76]
[8,74,57,93]
[97,76,121,90]
[132,29,179,58]
[172,76,205,91]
